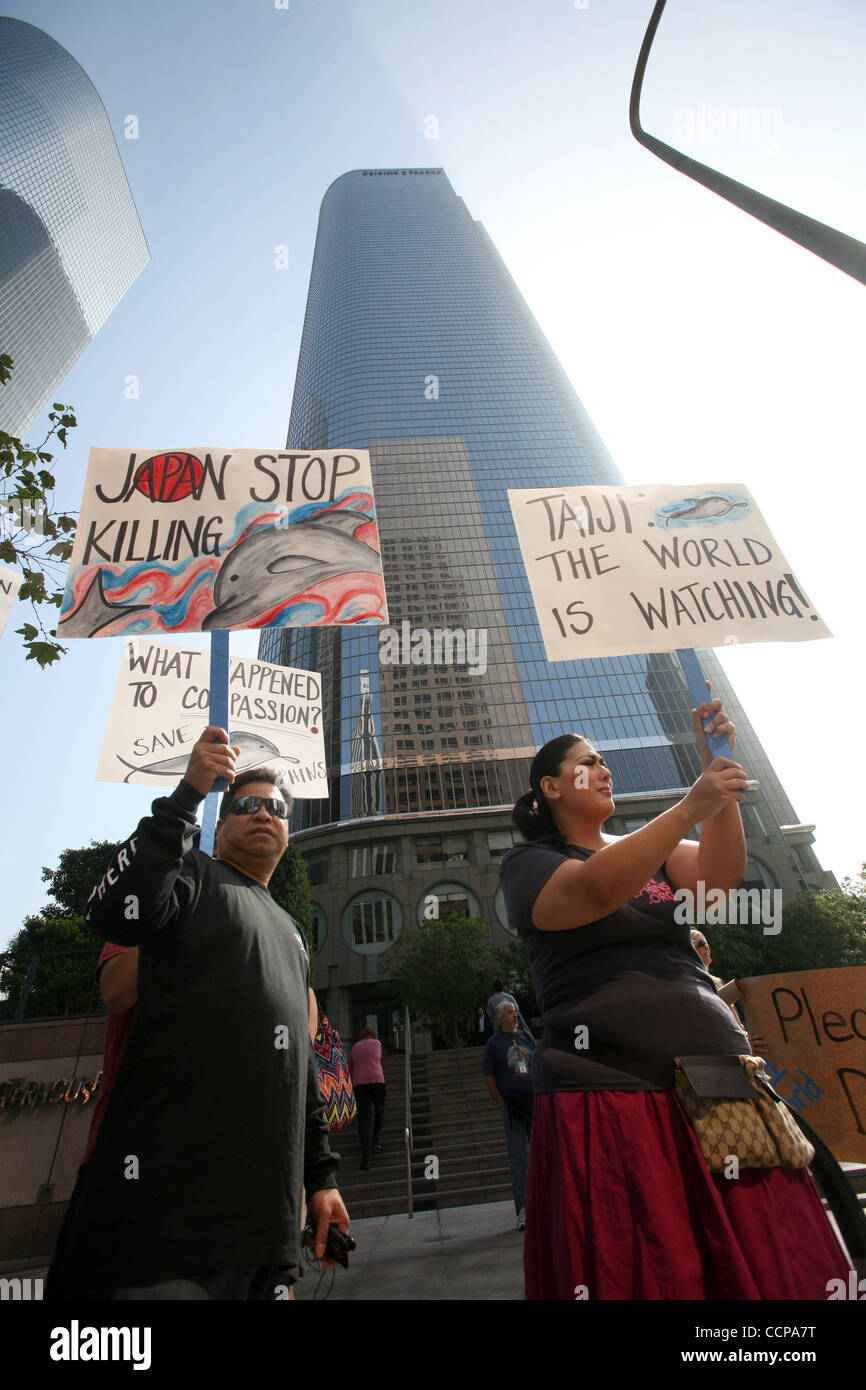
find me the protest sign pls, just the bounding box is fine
[60,448,388,636]
[97,638,327,797]
[507,483,830,660]
[738,967,866,1163]
[0,563,23,637]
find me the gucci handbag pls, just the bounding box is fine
[673,1054,814,1172]
[541,1028,814,1173]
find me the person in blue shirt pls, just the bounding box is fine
[482,1000,535,1230]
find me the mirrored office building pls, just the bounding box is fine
[0,18,149,436]
[260,169,831,1044]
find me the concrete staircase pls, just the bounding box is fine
[329,1047,513,1220]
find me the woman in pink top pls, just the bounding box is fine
[348,1027,386,1172]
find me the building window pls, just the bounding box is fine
[310,903,326,953]
[415,835,468,865]
[494,884,518,936]
[621,816,652,833]
[342,892,403,953]
[741,858,778,892]
[349,842,397,877]
[487,829,520,859]
[417,881,480,925]
[304,852,329,886]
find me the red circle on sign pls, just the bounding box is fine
[133,453,205,502]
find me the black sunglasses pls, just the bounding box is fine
[227,795,289,820]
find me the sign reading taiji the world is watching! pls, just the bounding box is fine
[59,448,388,636]
[507,483,830,661]
[97,639,327,797]
[0,562,23,638]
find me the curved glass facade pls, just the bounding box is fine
[261,168,820,875]
[0,18,149,435]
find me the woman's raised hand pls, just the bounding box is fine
[682,756,748,822]
[692,692,736,769]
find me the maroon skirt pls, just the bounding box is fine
[525,1091,851,1300]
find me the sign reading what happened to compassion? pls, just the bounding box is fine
[738,968,866,1165]
[59,448,388,636]
[98,639,327,797]
[0,562,23,637]
[507,483,830,661]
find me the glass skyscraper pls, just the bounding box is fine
[0,18,149,437]
[261,169,830,1042]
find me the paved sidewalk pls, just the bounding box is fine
[294,1199,525,1301]
[8,1200,526,1301]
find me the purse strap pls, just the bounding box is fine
[754,1077,866,1272]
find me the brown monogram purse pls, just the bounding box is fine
[673,1054,815,1172]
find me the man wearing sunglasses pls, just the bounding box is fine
[47,726,348,1301]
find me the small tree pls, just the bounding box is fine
[710,873,866,981]
[492,938,539,1024]
[0,915,101,1021]
[0,840,122,1019]
[0,352,78,667]
[41,840,120,919]
[383,914,498,1048]
[268,841,314,960]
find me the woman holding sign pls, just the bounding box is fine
[500,696,849,1300]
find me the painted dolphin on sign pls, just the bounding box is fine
[115,731,295,783]
[59,569,150,638]
[662,495,749,526]
[202,509,380,630]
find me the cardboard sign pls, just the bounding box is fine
[0,563,23,637]
[507,483,830,660]
[97,638,327,797]
[738,967,866,1163]
[60,447,388,636]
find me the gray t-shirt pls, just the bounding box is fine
[499,840,749,1094]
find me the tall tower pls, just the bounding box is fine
[0,19,149,436]
[261,169,830,1041]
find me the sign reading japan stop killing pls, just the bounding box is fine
[97,638,327,796]
[507,483,830,660]
[59,448,388,637]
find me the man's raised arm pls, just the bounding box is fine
[85,727,238,946]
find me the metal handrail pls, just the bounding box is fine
[404,1005,413,1218]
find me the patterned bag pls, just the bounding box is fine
[313,1008,357,1132]
[674,1054,815,1172]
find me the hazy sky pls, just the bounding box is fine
[2,0,864,947]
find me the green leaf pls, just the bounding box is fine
[25,641,65,668]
